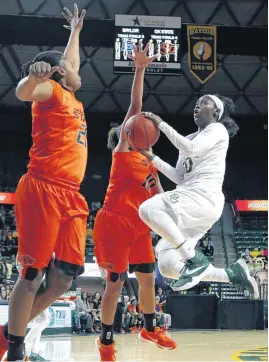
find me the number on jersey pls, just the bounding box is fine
[142,174,157,190]
[183,157,193,174]
[77,123,87,147]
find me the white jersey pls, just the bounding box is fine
[152,122,229,194]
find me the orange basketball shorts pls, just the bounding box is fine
[15,173,89,280]
[93,208,155,280]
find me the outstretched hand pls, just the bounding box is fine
[128,42,160,69]
[142,112,164,126]
[62,3,86,32]
[134,147,154,160]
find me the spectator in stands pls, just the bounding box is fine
[127,297,139,329]
[0,286,7,301]
[81,292,92,315]
[155,296,164,327]
[156,287,167,313]
[91,292,102,322]
[73,295,94,334]
[5,260,13,280]
[0,260,6,281]
[203,238,214,256]
[114,295,125,333]
[155,295,172,329]
[88,215,95,229]
[241,248,250,259]
[0,206,5,228]
[251,247,260,258]
[122,296,131,332]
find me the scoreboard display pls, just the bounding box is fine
[114,15,181,75]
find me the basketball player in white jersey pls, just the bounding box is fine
[138,95,259,298]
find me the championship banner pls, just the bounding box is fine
[235,200,268,212]
[0,192,15,204]
[187,25,217,84]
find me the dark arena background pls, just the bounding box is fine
[0,1,267,361]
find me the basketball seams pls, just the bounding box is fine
[141,117,149,149]
[143,116,160,147]
[125,115,159,150]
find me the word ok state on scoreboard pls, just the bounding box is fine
[114,14,181,75]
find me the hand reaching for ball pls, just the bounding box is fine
[141,112,164,126]
[128,42,160,69]
[138,148,154,161]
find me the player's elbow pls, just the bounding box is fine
[15,85,32,102]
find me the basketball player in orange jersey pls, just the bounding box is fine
[0,5,88,361]
[93,43,176,361]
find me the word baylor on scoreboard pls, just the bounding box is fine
[114,15,181,75]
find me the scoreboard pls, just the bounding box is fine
[114,15,181,75]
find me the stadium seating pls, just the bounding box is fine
[234,230,268,256]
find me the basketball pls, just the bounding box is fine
[125,114,160,150]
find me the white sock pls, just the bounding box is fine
[170,259,186,278]
[201,264,230,282]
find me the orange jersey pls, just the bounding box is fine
[104,150,158,229]
[28,80,87,187]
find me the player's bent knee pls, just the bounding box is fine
[105,277,124,296]
[138,201,150,221]
[18,269,43,293]
[54,273,73,294]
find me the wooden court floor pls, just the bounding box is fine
[41,330,268,361]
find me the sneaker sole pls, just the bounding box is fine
[138,331,176,350]
[237,259,260,299]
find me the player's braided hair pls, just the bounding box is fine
[216,95,239,138]
[21,50,65,83]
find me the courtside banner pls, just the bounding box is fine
[187,25,217,83]
[0,192,15,204]
[81,263,136,279]
[235,200,268,212]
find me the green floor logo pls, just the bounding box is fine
[232,347,268,361]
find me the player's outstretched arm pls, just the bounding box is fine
[143,112,227,157]
[119,42,159,142]
[138,149,182,185]
[62,3,86,73]
[16,62,62,102]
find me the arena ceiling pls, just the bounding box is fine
[0,0,267,117]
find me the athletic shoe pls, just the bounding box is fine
[0,326,7,361]
[138,327,176,350]
[171,250,210,291]
[95,337,116,361]
[225,258,259,299]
